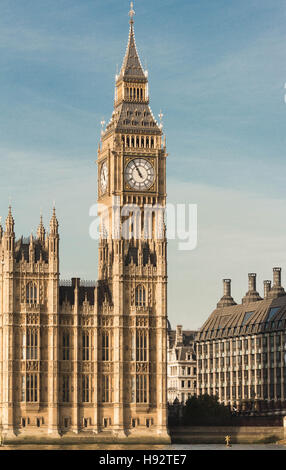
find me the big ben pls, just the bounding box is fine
[96,3,169,439]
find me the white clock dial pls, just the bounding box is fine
[100,161,108,194]
[125,158,155,191]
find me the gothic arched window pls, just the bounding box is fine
[26,282,37,304]
[135,285,146,307]
[102,331,111,361]
[82,331,90,361]
[136,329,148,362]
[62,331,70,361]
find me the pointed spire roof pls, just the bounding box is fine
[118,3,147,82]
[5,205,14,233]
[37,215,45,242]
[50,206,59,234]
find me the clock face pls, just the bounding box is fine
[125,158,155,191]
[100,161,108,194]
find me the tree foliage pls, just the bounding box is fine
[182,394,233,425]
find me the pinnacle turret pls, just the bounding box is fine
[5,206,14,234]
[37,215,46,242]
[50,206,59,235]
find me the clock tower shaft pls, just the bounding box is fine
[96,5,169,440]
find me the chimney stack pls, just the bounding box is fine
[264,280,271,299]
[223,279,231,297]
[248,273,256,292]
[217,279,236,308]
[175,325,183,346]
[273,267,281,287]
[268,268,285,299]
[242,273,262,304]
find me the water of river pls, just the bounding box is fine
[0,443,286,450]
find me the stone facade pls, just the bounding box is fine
[196,269,286,413]
[167,326,197,404]
[0,5,169,442]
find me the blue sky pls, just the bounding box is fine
[1,0,286,329]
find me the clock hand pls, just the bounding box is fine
[134,162,143,179]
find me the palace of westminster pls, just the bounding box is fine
[1,4,286,442]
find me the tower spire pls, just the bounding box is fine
[118,2,146,81]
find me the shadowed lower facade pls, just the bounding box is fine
[0,5,169,442]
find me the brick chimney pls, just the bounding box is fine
[264,280,271,299]
[175,325,183,346]
[242,273,262,305]
[268,268,285,299]
[217,279,236,308]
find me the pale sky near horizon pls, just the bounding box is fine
[1,0,286,330]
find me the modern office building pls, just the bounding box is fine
[196,269,286,412]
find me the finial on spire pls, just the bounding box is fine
[100,119,106,135]
[129,1,135,24]
[158,110,164,130]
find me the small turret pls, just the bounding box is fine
[50,207,59,236]
[217,279,236,308]
[242,273,262,304]
[29,232,35,264]
[37,215,45,243]
[48,206,59,265]
[4,206,15,254]
[5,206,14,235]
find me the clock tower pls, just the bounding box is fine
[96,3,169,439]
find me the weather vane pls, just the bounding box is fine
[129,2,135,23]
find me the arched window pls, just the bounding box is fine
[26,282,37,304]
[62,332,70,361]
[135,285,146,307]
[82,331,90,361]
[102,331,111,361]
[141,137,144,148]
[151,138,154,148]
[131,137,135,147]
[26,329,39,360]
[136,330,148,362]
[146,137,149,148]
